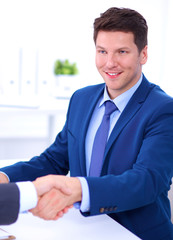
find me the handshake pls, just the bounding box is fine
[0,173,82,221]
[31,175,82,220]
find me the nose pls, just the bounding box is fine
[106,53,118,69]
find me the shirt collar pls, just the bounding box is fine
[99,74,143,113]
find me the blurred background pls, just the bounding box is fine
[0,0,172,160]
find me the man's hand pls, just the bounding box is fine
[0,172,9,183]
[30,175,82,220]
[33,174,72,197]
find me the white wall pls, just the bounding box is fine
[0,0,172,94]
[0,0,172,160]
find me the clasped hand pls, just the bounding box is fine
[30,175,82,220]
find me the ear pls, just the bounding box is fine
[140,45,148,65]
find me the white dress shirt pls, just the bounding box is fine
[16,182,38,212]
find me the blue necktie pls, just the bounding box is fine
[89,100,118,177]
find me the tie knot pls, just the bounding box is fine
[104,101,117,116]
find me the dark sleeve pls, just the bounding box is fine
[0,183,20,225]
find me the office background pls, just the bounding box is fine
[0,0,172,160]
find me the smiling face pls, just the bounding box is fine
[95,31,148,99]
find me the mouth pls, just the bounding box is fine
[105,72,122,78]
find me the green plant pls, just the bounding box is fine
[54,59,78,75]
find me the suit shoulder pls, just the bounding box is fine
[68,83,105,105]
[144,84,173,117]
[67,83,104,114]
[73,83,105,97]
[138,76,173,105]
[149,84,173,105]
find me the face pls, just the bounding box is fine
[95,31,147,99]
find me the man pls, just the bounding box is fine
[0,176,71,225]
[0,7,173,240]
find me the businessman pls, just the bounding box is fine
[0,7,173,240]
[0,175,71,225]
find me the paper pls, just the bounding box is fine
[0,228,15,240]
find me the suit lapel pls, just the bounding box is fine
[102,76,154,173]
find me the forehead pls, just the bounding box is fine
[96,31,136,48]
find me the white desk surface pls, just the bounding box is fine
[2,208,140,240]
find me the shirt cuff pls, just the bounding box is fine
[16,181,38,213]
[74,177,90,212]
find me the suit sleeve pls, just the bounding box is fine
[0,183,20,225]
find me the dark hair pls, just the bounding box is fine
[93,7,148,53]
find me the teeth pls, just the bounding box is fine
[108,73,118,76]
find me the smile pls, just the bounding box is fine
[107,72,119,76]
[106,72,122,78]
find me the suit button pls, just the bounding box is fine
[108,207,113,212]
[113,206,117,211]
[99,208,105,213]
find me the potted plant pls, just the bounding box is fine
[54,59,78,75]
[53,59,79,97]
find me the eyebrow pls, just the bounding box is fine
[96,46,105,49]
[96,45,131,51]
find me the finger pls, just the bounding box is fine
[54,211,64,220]
[62,208,69,214]
[33,189,66,220]
[30,191,57,219]
[30,187,72,220]
[62,205,73,214]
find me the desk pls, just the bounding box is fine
[2,208,140,240]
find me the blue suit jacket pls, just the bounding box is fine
[1,75,173,239]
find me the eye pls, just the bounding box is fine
[98,50,107,54]
[119,50,128,55]
[119,50,126,54]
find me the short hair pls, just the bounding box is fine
[93,7,148,53]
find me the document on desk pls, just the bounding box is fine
[0,228,15,240]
